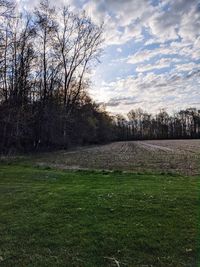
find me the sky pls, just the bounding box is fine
[20,0,200,115]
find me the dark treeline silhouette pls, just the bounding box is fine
[0,1,199,154]
[0,0,117,153]
[116,108,200,141]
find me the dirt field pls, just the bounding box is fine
[35,140,200,175]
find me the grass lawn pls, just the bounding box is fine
[0,164,199,266]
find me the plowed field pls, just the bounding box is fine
[35,140,200,175]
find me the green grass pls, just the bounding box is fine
[0,164,199,266]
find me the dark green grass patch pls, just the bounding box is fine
[0,164,199,266]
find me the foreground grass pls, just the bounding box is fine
[0,164,199,266]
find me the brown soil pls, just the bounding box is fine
[35,140,200,176]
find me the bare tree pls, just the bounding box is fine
[34,0,57,104]
[54,7,103,112]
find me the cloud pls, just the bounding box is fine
[19,0,200,115]
[83,0,200,46]
[116,48,122,53]
[145,0,200,43]
[95,69,200,114]
[21,0,200,47]
[175,62,199,72]
[79,0,200,114]
[106,97,143,107]
[127,46,178,65]
[147,11,179,42]
[83,0,153,45]
[136,58,172,72]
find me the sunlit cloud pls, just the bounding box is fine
[20,0,200,114]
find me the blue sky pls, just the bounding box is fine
[21,0,200,115]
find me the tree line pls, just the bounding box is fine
[0,0,117,153]
[116,108,200,141]
[0,0,199,154]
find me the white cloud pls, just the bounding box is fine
[93,70,200,114]
[20,0,200,46]
[136,58,172,72]
[83,0,200,46]
[147,11,179,42]
[19,0,200,114]
[117,48,122,53]
[175,62,199,72]
[127,46,177,64]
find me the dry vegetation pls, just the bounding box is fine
[34,140,200,176]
